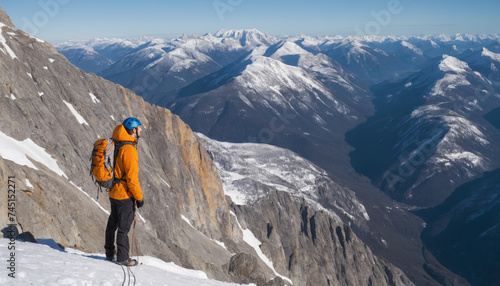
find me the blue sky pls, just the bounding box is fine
[1,0,499,43]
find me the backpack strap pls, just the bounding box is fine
[113,141,135,184]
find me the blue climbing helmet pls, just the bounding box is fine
[122,117,142,131]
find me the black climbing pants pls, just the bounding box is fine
[104,198,135,262]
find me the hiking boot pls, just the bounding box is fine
[106,250,115,261]
[116,258,138,266]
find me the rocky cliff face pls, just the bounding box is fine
[0,6,236,280]
[230,190,414,286]
[0,6,412,285]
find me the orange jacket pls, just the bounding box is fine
[108,124,143,201]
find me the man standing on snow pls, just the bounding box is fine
[105,117,144,266]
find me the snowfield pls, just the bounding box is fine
[196,133,370,223]
[0,130,67,178]
[0,238,253,286]
[0,22,18,59]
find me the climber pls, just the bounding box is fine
[104,117,144,266]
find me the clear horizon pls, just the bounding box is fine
[1,0,500,44]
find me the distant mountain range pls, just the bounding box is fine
[56,29,500,285]
[56,31,500,85]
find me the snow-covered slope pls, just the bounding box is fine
[0,238,251,286]
[348,55,500,206]
[196,133,370,224]
[214,28,277,47]
[55,37,148,74]
[324,39,406,83]
[234,50,351,116]
[265,40,369,102]
[460,47,500,88]
[55,45,113,74]
[58,32,500,88]
[101,37,224,101]
[97,29,279,102]
[292,34,500,84]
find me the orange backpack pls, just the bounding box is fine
[90,139,132,198]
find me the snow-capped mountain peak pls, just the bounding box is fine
[438,55,471,74]
[265,40,309,58]
[401,40,424,56]
[335,39,382,66]
[242,45,268,61]
[344,39,370,54]
[481,47,500,62]
[235,55,345,113]
[213,28,278,47]
[56,37,148,51]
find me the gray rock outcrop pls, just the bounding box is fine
[0,6,14,27]
[230,191,414,286]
